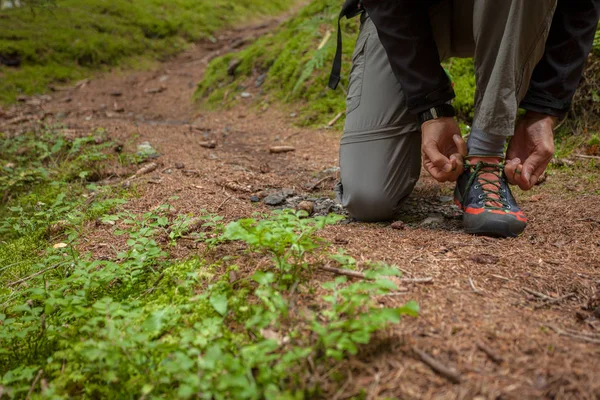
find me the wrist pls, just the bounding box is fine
[418,104,456,125]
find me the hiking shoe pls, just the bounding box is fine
[454,161,527,238]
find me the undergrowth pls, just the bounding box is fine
[0,0,295,103]
[0,127,418,398]
[196,0,358,127]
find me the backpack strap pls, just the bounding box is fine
[328,0,364,90]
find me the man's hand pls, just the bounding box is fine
[505,112,556,190]
[421,117,467,182]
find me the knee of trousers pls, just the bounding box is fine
[342,184,413,222]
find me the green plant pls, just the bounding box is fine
[224,210,344,283]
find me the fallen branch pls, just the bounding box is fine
[217,196,233,211]
[269,146,296,154]
[413,348,461,384]
[469,277,484,296]
[574,153,600,160]
[318,265,433,283]
[547,325,600,344]
[534,293,577,309]
[26,369,43,400]
[476,342,504,364]
[8,264,62,287]
[523,288,555,301]
[327,112,344,127]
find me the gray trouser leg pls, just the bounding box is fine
[338,1,557,220]
[469,0,557,156]
[337,16,421,222]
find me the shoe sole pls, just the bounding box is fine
[463,212,527,238]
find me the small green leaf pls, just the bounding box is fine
[210,292,228,316]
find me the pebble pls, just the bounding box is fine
[263,194,286,206]
[391,221,405,230]
[240,92,252,98]
[250,196,260,203]
[421,214,444,227]
[281,188,295,197]
[297,201,314,215]
[439,196,454,203]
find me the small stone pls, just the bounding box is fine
[199,140,217,149]
[281,188,295,197]
[175,163,185,169]
[289,113,297,118]
[26,98,42,106]
[250,196,260,203]
[255,73,267,87]
[391,221,405,230]
[240,92,252,98]
[53,243,68,249]
[145,87,166,94]
[297,201,314,215]
[159,75,169,82]
[264,194,286,206]
[439,196,454,203]
[421,214,444,227]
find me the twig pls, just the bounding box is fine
[318,265,433,283]
[476,342,504,364]
[491,274,510,282]
[534,293,577,309]
[574,153,600,160]
[327,112,344,127]
[216,196,233,211]
[547,325,600,344]
[319,265,367,279]
[309,175,336,191]
[413,348,461,384]
[8,264,61,287]
[468,277,483,296]
[26,369,43,400]
[523,288,555,301]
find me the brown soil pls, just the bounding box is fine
[2,16,600,400]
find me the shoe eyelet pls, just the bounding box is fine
[478,194,483,199]
[474,185,479,189]
[478,201,483,205]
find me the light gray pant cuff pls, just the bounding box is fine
[467,127,507,157]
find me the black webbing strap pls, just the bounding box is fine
[328,0,363,90]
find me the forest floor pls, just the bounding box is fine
[2,16,600,400]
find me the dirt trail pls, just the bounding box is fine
[2,16,600,400]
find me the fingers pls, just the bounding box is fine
[453,134,467,157]
[504,158,521,186]
[423,152,464,183]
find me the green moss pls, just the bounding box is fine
[0,0,295,103]
[196,0,359,127]
[445,58,476,121]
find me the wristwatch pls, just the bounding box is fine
[418,103,456,125]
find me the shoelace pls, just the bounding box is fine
[463,162,509,210]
